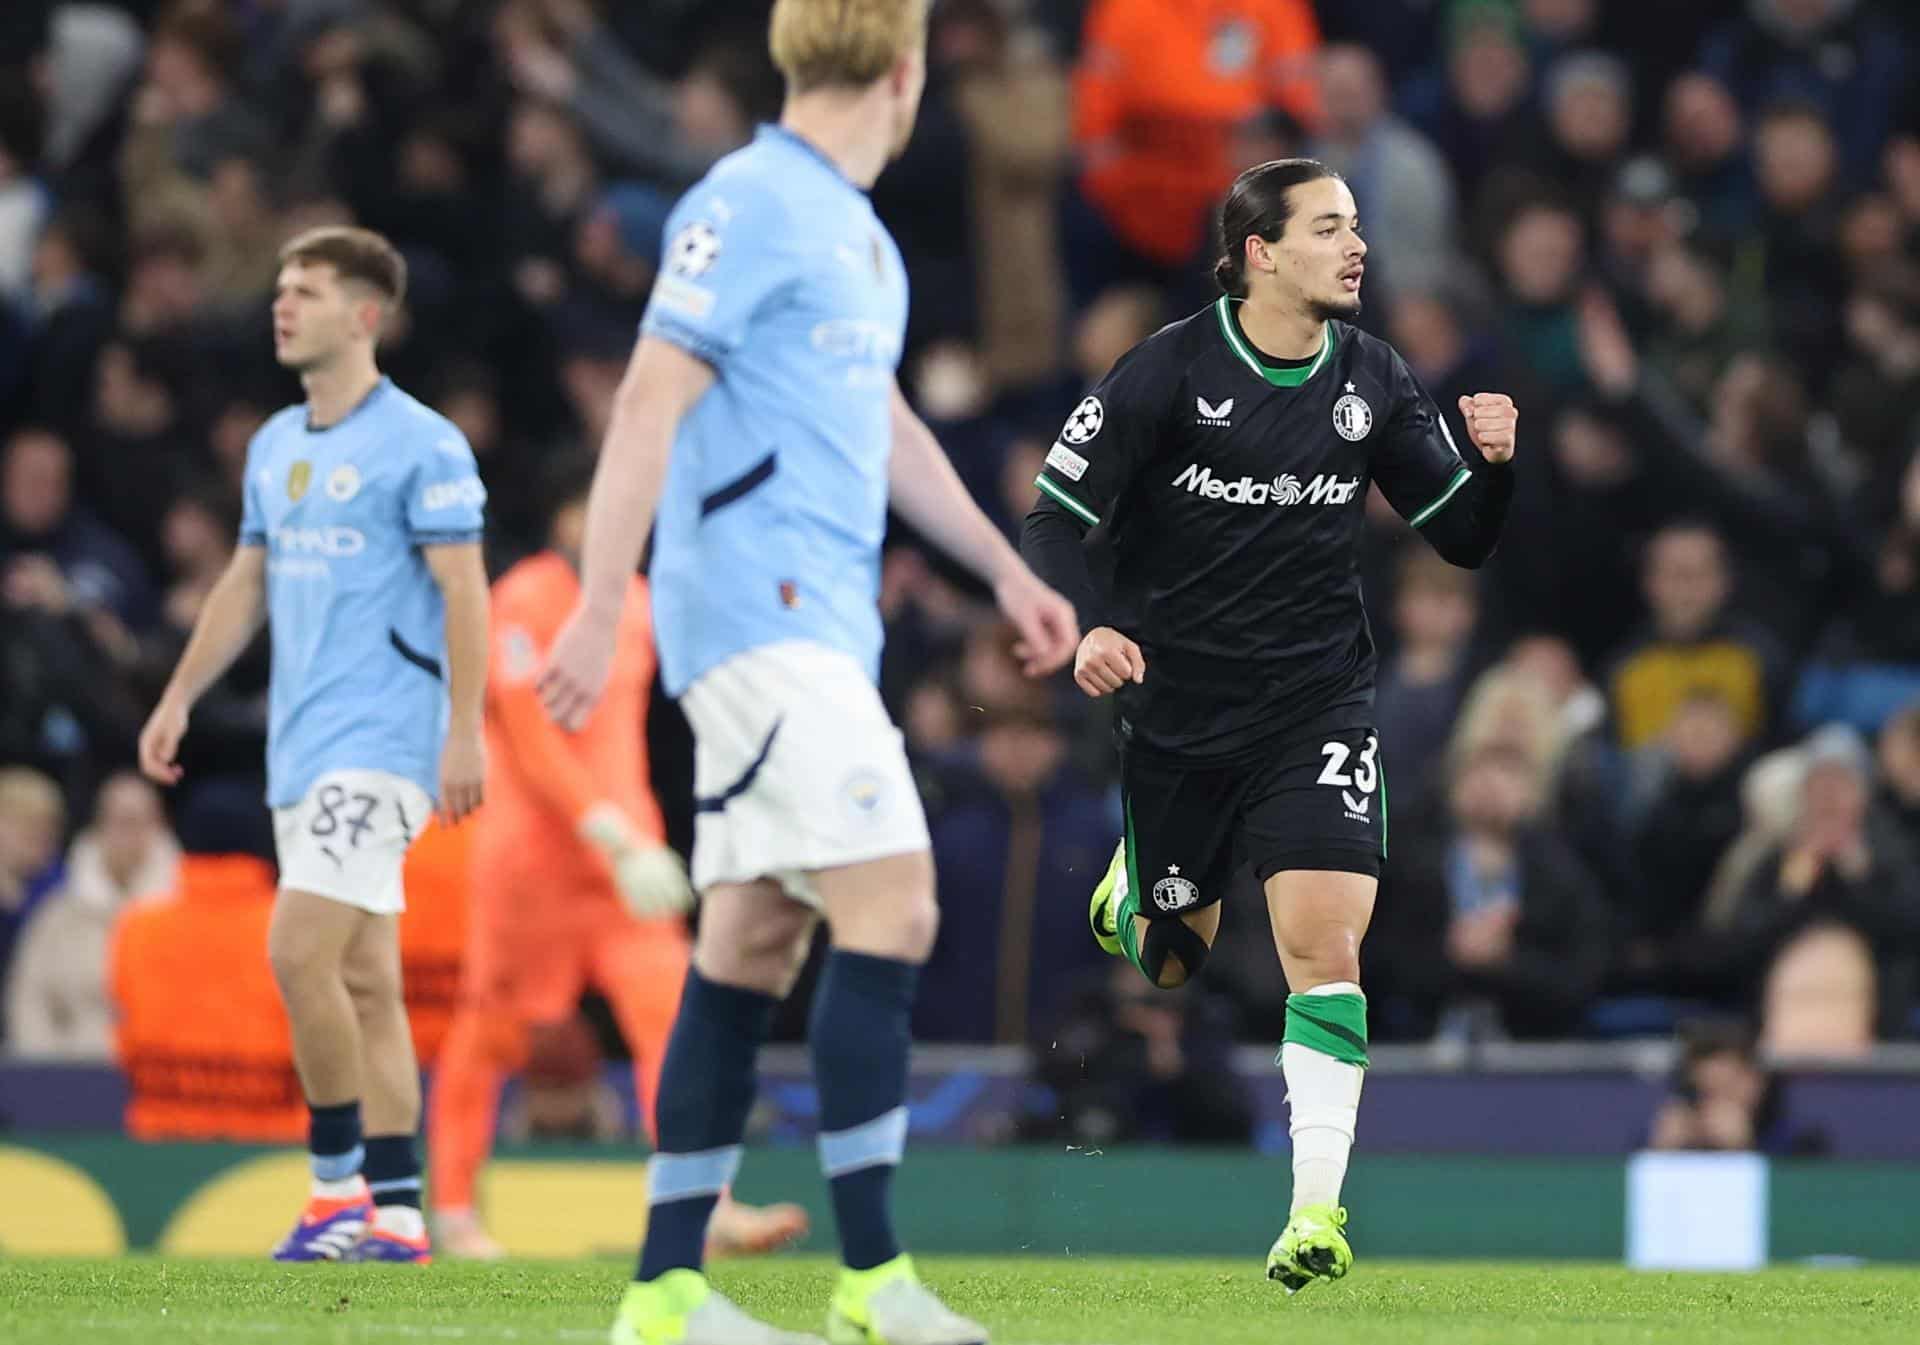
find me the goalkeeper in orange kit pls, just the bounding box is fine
[428,458,806,1259]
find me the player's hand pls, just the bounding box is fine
[612,846,695,919]
[993,565,1080,676]
[580,803,695,918]
[1074,626,1144,698]
[138,694,190,786]
[438,727,485,825]
[1457,393,1517,464]
[538,605,618,730]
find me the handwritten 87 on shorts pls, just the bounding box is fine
[1119,725,1385,919]
[271,768,433,913]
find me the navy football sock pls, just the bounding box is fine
[811,950,919,1271]
[634,971,777,1282]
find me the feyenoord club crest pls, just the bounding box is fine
[1152,866,1199,912]
[1332,385,1373,442]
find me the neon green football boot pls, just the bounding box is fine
[1088,839,1125,957]
[1265,1204,1352,1294]
[612,1270,825,1345]
[826,1254,986,1345]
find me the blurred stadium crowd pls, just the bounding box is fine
[6,0,1920,1106]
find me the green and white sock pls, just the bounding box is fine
[1280,981,1368,1214]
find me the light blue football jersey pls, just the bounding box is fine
[238,377,487,807]
[641,125,909,696]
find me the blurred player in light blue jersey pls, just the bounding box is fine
[138,227,490,1266]
[537,3,1079,1341]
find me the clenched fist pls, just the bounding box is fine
[1074,626,1145,698]
[1457,393,1518,464]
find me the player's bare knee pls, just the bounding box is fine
[817,852,938,962]
[342,960,403,1020]
[888,889,939,963]
[696,904,812,993]
[267,925,332,1000]
[1273,922,1362,986]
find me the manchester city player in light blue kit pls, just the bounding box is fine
[536,3,1080,1342]
[138,227,490,1265]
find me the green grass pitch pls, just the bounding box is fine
[4,1257,1919,1344]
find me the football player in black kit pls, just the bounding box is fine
[1019,160,1517,1292]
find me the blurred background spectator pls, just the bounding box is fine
[1022,962,1256,1147]
[1645,1018,1829,1154]
[4,0,1920,1067]
[5,770,176,1059]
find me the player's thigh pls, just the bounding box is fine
[693,878,818,995]
[1262,869,1377,990]
[1238,724,1385,984]
[266,885,364,987]
[811,847,938,961]
[1121,747,1240,946]
[682,641,929,912]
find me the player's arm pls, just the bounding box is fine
[1018,351,1161,697]
[1372,353,1517,569]
[137,544,266,785]
[539,336,712,729]
[424,541,489,824]
[888,383,1078,676]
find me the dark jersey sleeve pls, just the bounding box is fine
[1372,349,1473,527]
[1372,348,1513,567]
[1029,344,1167,530]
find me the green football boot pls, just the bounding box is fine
[1265,1204,1352,1294]
[612,1270,825,1345]
[825,1254,987,1345]
[1088,839,1125,957]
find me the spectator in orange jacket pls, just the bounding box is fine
[110,851,303,1141]
[1070,0,1321,299]
[427,456,805,1260]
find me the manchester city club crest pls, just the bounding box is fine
[841,768,888,823]
[326,464,361,502]
[287,460,312,501]
[1152,865,1199,912]
[1332,384,1373,441]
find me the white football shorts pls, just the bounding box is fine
[272,768,433,915]
[681,640,930,908]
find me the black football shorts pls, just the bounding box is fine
[1120,723,1385,919]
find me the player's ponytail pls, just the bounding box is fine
[1214,159,1339,299]
[1213,252,1244,296]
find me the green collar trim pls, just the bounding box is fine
[1214,297,1334,388]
